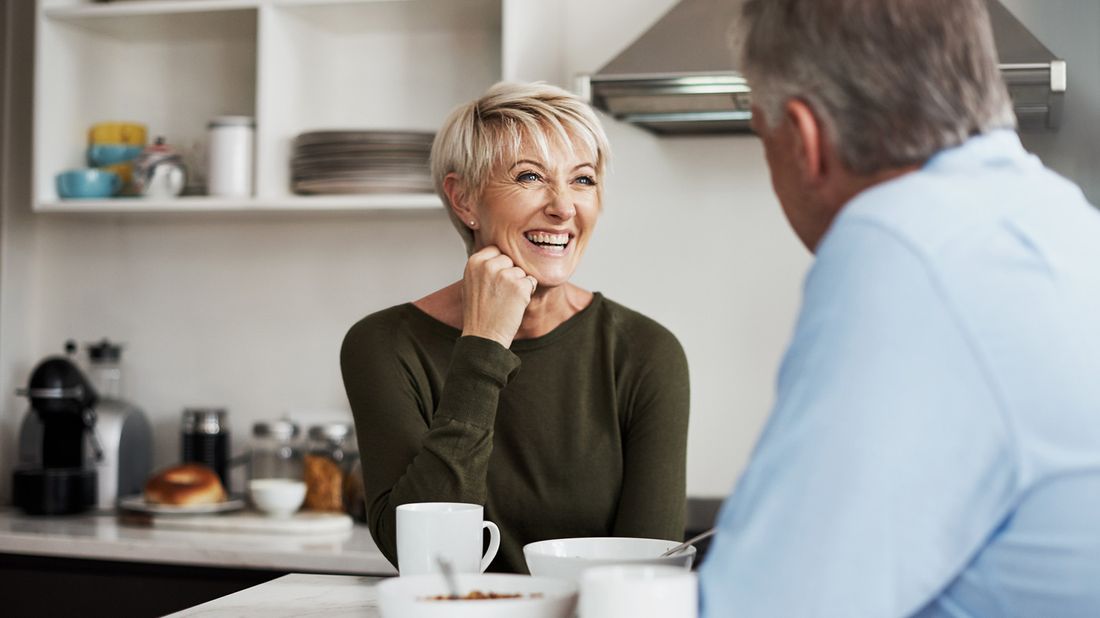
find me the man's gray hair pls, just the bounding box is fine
[431,81,610,254]
[739,0,1016,175]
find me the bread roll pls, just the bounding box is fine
[144,463,227,506]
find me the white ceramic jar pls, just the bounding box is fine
[206,115,254,197]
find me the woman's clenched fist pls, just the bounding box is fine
[460,246,536,348]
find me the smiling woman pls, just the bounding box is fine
[340,82,691,574]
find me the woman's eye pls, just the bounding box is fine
[516,171,541,183]
[575,175,597,186]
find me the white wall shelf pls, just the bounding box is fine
[43,1,261,20]
[35,193,442,213]
[33,0,505,214]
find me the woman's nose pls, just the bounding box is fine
[544,186,577,220]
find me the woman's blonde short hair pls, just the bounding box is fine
[430,81,611,254]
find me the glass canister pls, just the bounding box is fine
[249,419,303,482]
[86,339,124,400]
[303,422,356,512]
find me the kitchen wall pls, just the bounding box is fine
[1003,0,1100,203]
[1,0,1093,505]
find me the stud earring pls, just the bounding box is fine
[469,220,477,228]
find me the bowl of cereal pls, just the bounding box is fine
[523,537,695,583]
[376,573,577,618]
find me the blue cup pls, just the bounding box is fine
[87,144,143,167]
[56,169,121,199]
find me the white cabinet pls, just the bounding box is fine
[33,0,512,213]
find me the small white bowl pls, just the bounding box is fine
[523,537,695,583]
[248,478,306,517]
[580,565,699,618]
[376,573,577,618]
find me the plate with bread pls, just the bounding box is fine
[119,463,244,515]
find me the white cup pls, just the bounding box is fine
[396,502,500,576]
[580,565,698,618]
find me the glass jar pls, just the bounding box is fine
[303,422,356,512]
[86,339,124,400]
[182,407,231,490]
[250,419,302,482]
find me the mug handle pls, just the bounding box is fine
[480,520,500,573]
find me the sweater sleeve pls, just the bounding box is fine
[612,324,691,541]
[341,323,520,568]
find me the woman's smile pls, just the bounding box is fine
[523,229,573,255]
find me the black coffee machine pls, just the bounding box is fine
[12,354,102,515]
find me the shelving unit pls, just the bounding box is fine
[33,0,507,213]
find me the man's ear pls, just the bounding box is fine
[443,173,475,225]
[785,99,827,186]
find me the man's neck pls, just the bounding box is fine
[840,164,922,205]
[809,163,922,252]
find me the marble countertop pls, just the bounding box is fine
[0,508,397,575]
[167,573,384,617]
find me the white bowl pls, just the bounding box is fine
[376,573,577,618]
[523,537,695,582]
[248,478,306,517]
[580,565,699,618]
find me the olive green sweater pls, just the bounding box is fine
[340,293,690,573]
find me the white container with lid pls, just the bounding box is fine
[206,115,254,197]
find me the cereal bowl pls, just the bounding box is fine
[523,537,695,583]
[376,573,576,618]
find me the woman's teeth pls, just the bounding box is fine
[525,232,569,248]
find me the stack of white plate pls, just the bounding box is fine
[291,130,435,195]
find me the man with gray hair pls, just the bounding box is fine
[699,0,1100,616]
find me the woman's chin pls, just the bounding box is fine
[528,271,573,290]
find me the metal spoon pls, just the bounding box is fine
[437,557,461,599]
[660,528,717,557]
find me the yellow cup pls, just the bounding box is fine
[88,122,147,146]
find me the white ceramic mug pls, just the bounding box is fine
[396,502,500,576]
[580,565,698,618]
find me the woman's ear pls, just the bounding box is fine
[443,173,477,229]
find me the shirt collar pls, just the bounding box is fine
[923,129,1035,173]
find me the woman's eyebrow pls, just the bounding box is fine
[507,160,596,173]
[509,159,546,171]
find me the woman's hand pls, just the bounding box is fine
[461,246,537,348]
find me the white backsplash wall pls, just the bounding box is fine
[26,211,467,470]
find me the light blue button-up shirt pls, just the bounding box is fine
[699,131,1100,617]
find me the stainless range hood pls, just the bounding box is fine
[580,0,1066,135]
